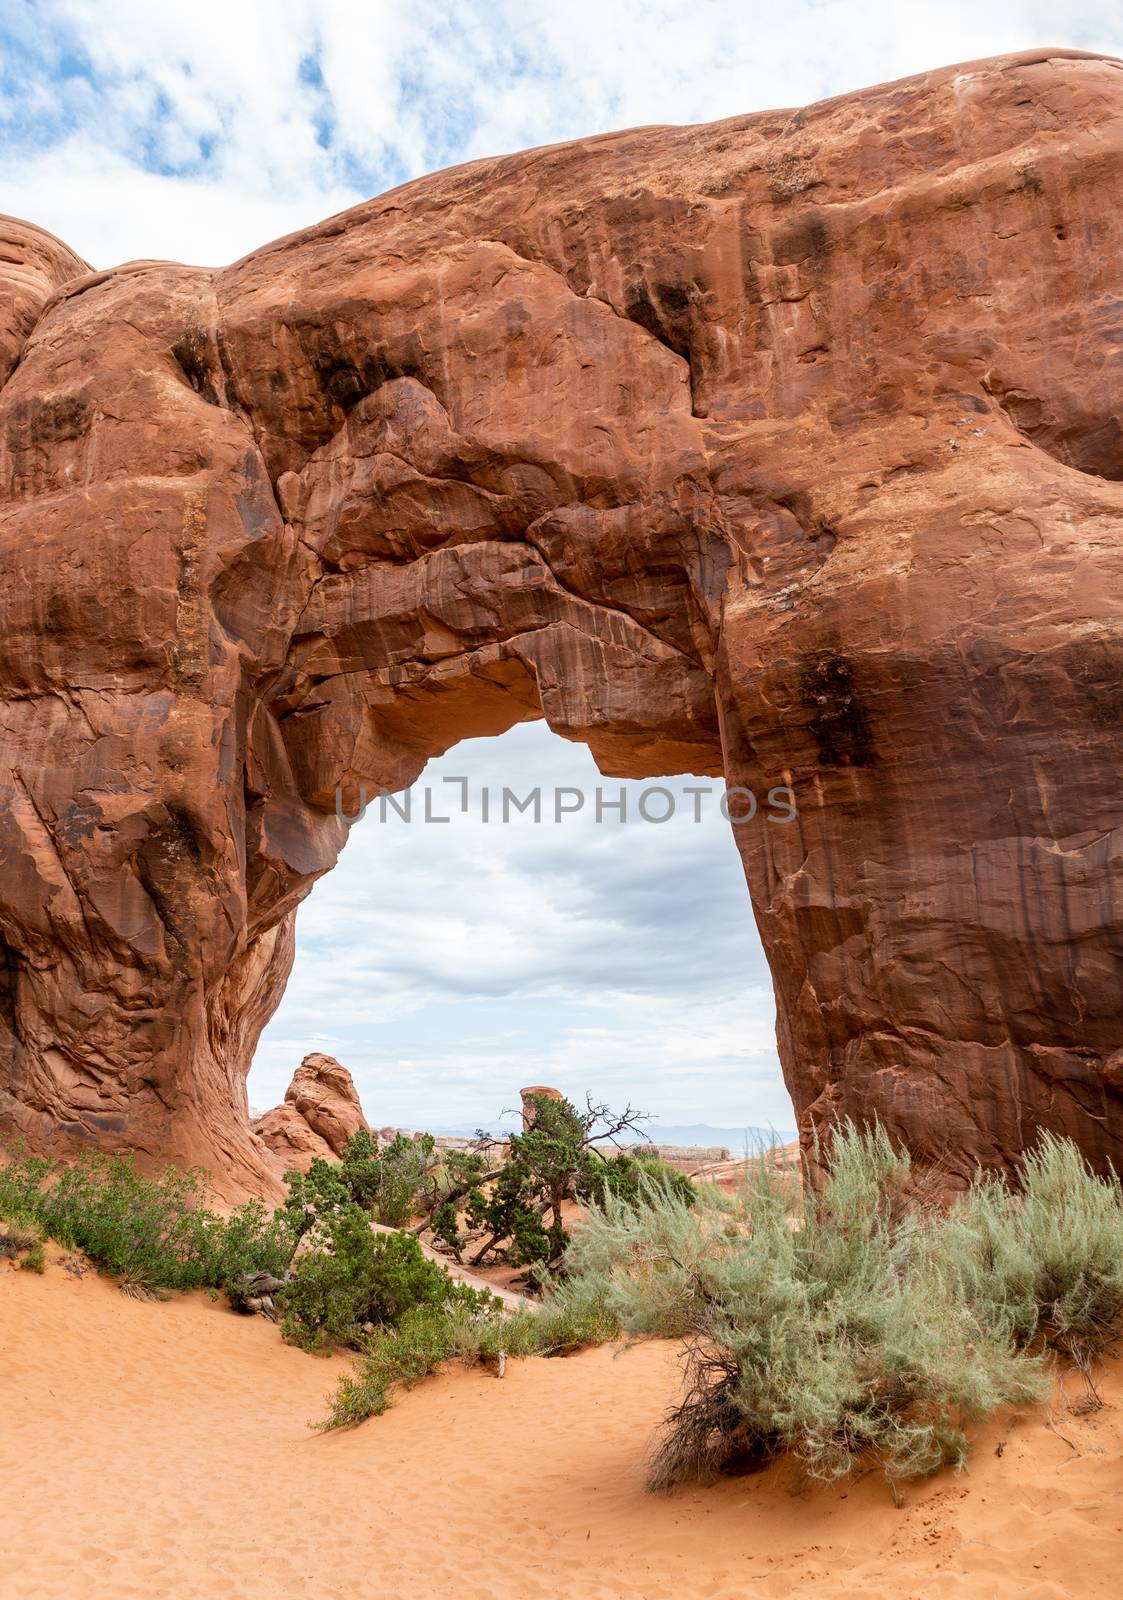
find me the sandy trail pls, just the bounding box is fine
[3,1256,1122,1599]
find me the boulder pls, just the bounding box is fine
[282,1052,369,1157]
[251,1103,335,1174]
[251,1053,368,1173]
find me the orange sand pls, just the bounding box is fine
[3,1255,1122,1599]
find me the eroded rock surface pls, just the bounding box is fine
[1,48,1121,1195]
[250,1104,335,1174]
[281,1051,369,1157]
[252,1051,369,1173]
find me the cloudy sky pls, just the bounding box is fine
[3,2,1120,1133]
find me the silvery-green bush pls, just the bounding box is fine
[569,1123,1123,1488]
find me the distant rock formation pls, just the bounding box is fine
[631,1144,731,1168]
[252,1053,369,1174]
[251,1103,335,1174]
[519,1086,566,1130]
[0,48,1121,1196]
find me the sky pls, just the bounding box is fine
[2,1,1120,1133]
[252,724,786,1133]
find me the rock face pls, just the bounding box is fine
[0,48,1121,1196]
[252,1052,369,1173]
[281,1051,369,1157]
[250,1103,335,1173]
[0,219,88,387]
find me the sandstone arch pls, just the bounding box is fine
[1,48,1121,1197]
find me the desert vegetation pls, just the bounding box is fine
[322,1270,623,1428]
[426,1092,693,1268]
[0,1215,45,1272]
[320,1123,1123,1492]
[0,1147,296,1296]
[278,1202,501,1352]
[7,1111,1123,1495]
[555,1125,1123,1487]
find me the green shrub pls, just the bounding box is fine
[425,1145,489,1216]
[321,1301,547,1429]
[451,1271,622,1365]
[326,1128,1053,1458]
[431,1200,464,1254]
[466,1158,554,1266]
[319,1266,622,1429]
[283,1129,443,1234]
[0,1218,36,1256]
[323,1303,472,1426]
[278,1205,498,1352]
[21,1239,45,1273]
[27,1153,217,1291]
[197,1197,296,1287]
[524,1269,622,1353]
[461,1093,653,1268]
[584,1151,697,1212]
[567,1123,1045,1488]
[370,1134,442,1227]
[0,1145,297,1294]
[0,1216,44,1271]
[0,1148,54,1225]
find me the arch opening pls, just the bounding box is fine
[249,721,795,1149]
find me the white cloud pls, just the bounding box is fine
[250,723,790,1129]
[3,1,1120,265]
[0,136,361,268]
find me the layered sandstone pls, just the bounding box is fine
[251,1051,369,1173]
[1,48,1121,1195]
[250,1104,335,1173]
[282,1052,369,1153]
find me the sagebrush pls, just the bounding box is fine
[564,1125,1123,1488]
[10,1116,1121,1497]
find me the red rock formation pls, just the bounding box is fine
[251,1103,335,1174]
[281,1052,369,1157]
[520,1086,566,1130]
[1,48,1121,1195]
[0,219,88,387]
[252,1051,368,1173]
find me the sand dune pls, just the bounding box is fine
[3,1254,1122,1599]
